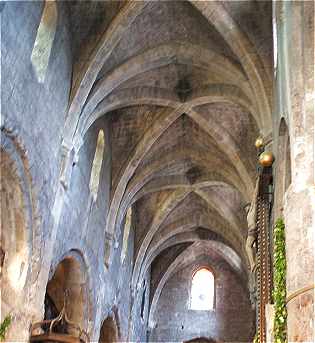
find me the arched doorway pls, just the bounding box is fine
[0,133,35,341]
[1,146,31,309]
[99,316,118,343]
[44,255,89,334]
[183,337,219,343]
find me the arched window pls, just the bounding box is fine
[120,207,132,263]
[89,130,105,201]
[190,268,215,311]
[275,118,292,216]
[31,0,57,83]
[140,280,146,320]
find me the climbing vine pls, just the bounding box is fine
[272,218,287,343]
[0,315,11,341]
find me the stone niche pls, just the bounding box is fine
[99,316,119,343]
[1,148,29,298]
[44,256,89,334]
[0,136,34,341]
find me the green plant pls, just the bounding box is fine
[0,315,11,341]
[272,218,287,343]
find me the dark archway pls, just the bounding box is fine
[183,337,219,343]
[99,316,119,343]
[44,255,89,333]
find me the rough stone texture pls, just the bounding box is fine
[223,0,273,80]
[2,0,71,245]
[265,304,274,343]
[1,2,145,341]
[98,0,239,80]
[110,105,162,189]
[286,291,314,343]
[1,1,72,339]
[1,1,313,342]
[150,254,254,342]
[150,243,192,302]
[274,1,314,341]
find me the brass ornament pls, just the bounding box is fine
[259,151,274,167]
[255,137,264,149]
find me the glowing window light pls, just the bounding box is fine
[121,207,132,263]
[31,1,57,83]
[89,130,105,201]
[190,268,214,311]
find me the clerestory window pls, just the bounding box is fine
[121,206,132,263]
[89,130,105,201]
[31,0,57,83]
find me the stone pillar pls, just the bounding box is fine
[284,186,314,342]
[265,304,274,343]
[280,1,314,341]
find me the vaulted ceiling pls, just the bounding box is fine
[65,0,273,323]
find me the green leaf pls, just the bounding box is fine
[272,218,287,342]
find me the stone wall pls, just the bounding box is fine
[2,1,313,342]
[1,2,148,341]
[273,1,314,341]
[130,269,151,342]
[150,255,254,342]
[1,1,72,339]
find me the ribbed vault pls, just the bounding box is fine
[63,0,272,335]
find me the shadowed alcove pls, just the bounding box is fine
[99,316,119,343]
[44,256,89,334]
[0,135,34,322]
[183,337,219,343]
[1,149,29,293]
